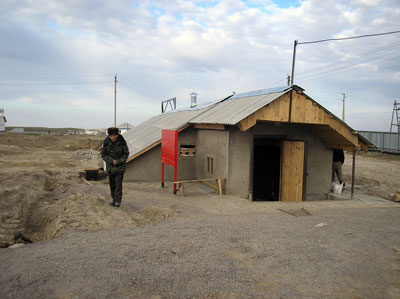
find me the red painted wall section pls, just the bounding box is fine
[161,129,178,167]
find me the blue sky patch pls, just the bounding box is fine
[241,0,302,9]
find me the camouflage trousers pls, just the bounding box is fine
[108,171,124,204]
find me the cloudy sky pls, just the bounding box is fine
[1,0,399,131]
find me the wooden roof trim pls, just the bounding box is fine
[237,93,290,131]
[237,89,368,150]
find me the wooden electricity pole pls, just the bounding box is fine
[114,75,117,127]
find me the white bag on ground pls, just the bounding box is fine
[332,182,344,194]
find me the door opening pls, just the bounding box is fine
[252,138,281,201]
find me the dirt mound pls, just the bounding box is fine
[25,191,136,242]
[24,188,180,242]
[0,169,78,247]
[0,163,179,246]
[1,133,103,151]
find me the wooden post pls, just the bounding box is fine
[351,150,356,199]
[161,162,165,188]
[173,165,177,194]
[290,40,298,86]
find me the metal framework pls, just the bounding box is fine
[161,97,176,113]
[390,100,400,133]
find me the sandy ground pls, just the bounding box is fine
[0,133,399,298]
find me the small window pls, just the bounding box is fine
[207,157,214,174]
[180,145,196,157]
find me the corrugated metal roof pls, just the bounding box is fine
[124,86,293,160]
[231,86,291,99]
[189,90,287,125]
[123,84,372,162]
[124,109,207,160]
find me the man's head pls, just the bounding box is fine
[107,127,119,142]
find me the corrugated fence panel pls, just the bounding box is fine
[359,131,400,153]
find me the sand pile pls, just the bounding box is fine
[0,162,179,247]
[25,191,136,242]
[0,168,78,247]
[0,169,179,246]
[1,134,102,151]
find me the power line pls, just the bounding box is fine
[117,75,161,103]
[291,30,400,85]
[297,55,400,83]
[295,40,400,78]
[296,50,399,81]
[298,30,400,45]
[0,81,112,86]
[0,74,111,81]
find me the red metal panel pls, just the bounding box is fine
[161,129,178,167]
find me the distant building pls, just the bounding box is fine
[11,128,24,133]
[85,129,100,135]
[0,109,6,132]
[118,122,134,134]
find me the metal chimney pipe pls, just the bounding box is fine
[190,92,198,108]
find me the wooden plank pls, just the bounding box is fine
[203,181,218,190]
[237,93,290,131]
[174,178,220,184]
[281,141,304,202]
[193,123,225,130]
[216,178,222,195]
[174,178,223,196]
[325,144,361,151]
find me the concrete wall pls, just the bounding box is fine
[124,127,197,181]
[227,127,252,198]
[125,122,332,200]
[194,129,229,191]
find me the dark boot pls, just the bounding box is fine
[109,201,115,206]
[115,202,121,207]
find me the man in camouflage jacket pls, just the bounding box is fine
[101,127,130,207]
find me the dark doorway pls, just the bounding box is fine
[253,138,281,201]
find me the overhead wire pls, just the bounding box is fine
[117,74,162,103]
[296,50,400,81]
[298,30,400,45]
[294,40,400,79]
[297,54,400,83]
[0,81,112,86]
[0,74,111,82]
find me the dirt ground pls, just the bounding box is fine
[0,133,399,298]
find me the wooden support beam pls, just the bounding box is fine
[174,178,223,196]
[325,144,361,151]
[193,123,225,130]
[351,150,356,199]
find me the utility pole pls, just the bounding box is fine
[287,74,291,86]
[114,75,117,127]
[341,93,346,122]
[290,40,298,86]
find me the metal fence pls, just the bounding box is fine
[359,131,400,154]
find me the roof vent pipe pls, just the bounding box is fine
[190,92,197,108]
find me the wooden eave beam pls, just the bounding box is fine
[192,123,225,130]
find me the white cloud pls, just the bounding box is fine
[0,0,399,130]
